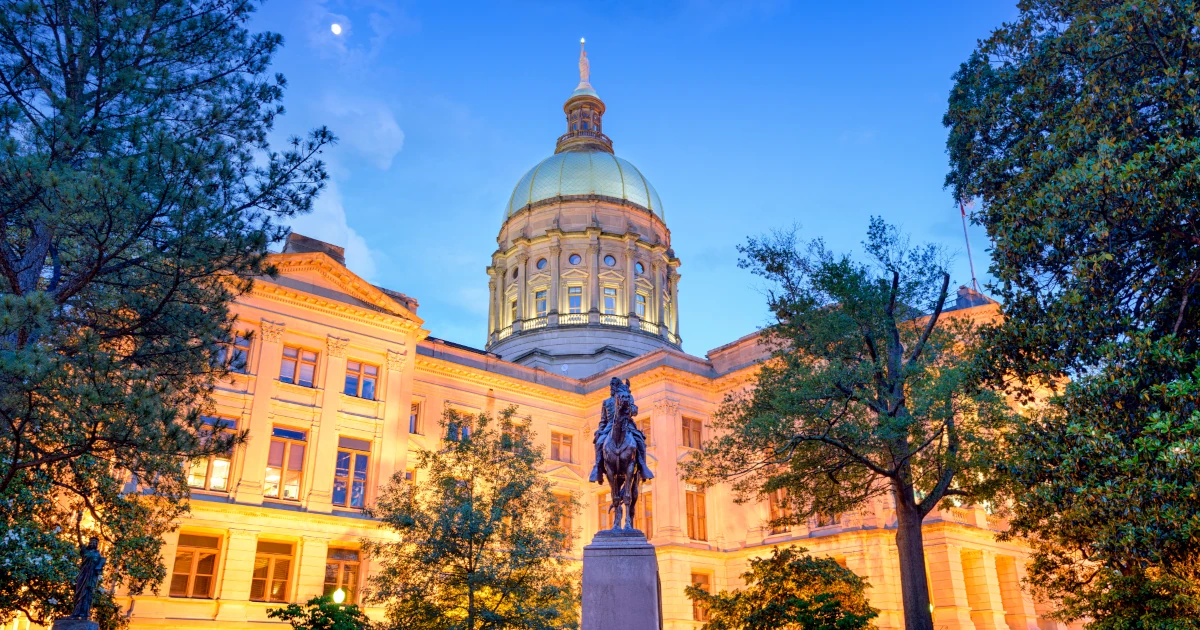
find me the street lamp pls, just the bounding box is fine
[332,588,346,604]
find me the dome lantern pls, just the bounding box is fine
[556,39,613,154]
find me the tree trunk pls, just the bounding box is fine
[895,497,934,630]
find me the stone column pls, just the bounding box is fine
[962,549,1010,630]
[669,267,681,337]
[548,241,562,319]
[214,528,260,621]
[588,242,600,315]
[623,236,637,316]
[926,543,977,630]
[651,260,664,326]
[516,251,529,324]
[486,270,497,337]
[493,259,507,328]
[307,335,349,513]
[234,320,285,504]
[377,346,412,489]
[650,398,685,544]
[997,554,1039,630]
[295,536,331,601]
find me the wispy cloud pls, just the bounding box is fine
[305,0,418,66]
[322,92,405,170]
[288,179,381,281]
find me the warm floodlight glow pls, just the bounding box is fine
[331,23,343,35]
[332,588,346,604]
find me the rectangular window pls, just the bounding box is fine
[768,489,792,535]
[404,469,415,482]
[343,361,378,400]
[682,417,703,449]
[323,548,361,604]
[686,487,708,541]
[216,333,252,374]
[333,437,371,509]
[567,286,583,314]
[598,489,653,535]
[550,432,573,463]
[251,541,293,603]
[635,293,647,318]
[409,402,422,435]
[602,287,618,315]
[691,573,712,621]
[187,417,236,492]
[510,299,518,323]
[169,534,221,599]
[264,427,307,501]
[554,492,573,550]
[535,290,548,317]
[280,346,318,387]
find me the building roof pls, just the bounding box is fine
[504,150,664,220]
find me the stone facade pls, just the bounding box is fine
[83,54,1090,630]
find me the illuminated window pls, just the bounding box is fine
[550,432,573,463]
[682,417,703,449]
[333,437,370,509]
[264,427,306,501]
[602,287,618,315]
[768,489,792,535]
[554,492,573,550]
[691,573,712,621]
[170,534,220,598]
[535,290,548,317]
[216,332,251,374]
[599,490,653,534]
[686,487,707,541]
[635,293,647,318]
[250,541,293,602]
[510,299,517,323]
[187,417,236,492]
[343,361,378,400]
[280,346,317,388]
[568,286,583,314]
[323,548,360,604]
[409,402,422,434]
[404,469,415,482]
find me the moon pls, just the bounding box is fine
[331,23,343,35]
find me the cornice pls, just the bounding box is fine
[266,253,423,325]
[250,282,423,337]
[414,355,589,408]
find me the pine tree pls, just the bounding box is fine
[0,1,330,625]
[365,408,580,630]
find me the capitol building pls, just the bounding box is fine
[110,49,1076,630]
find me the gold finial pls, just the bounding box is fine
[578,38,590,85]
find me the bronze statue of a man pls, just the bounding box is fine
[589,377,654,484]
[70,537,105,620]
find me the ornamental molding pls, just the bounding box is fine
[250,282,423,337]
[414,356,588,408]
[386,348,407,372]
[327,335,350,358]
[260,320,285,344]
[654,398,680,416]
[267,254,421,323]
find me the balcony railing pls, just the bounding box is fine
[497,324,513,341]
[559,313,588,326]
[599,313,627,327]
[639,320,658,334]
[525,316,548,330]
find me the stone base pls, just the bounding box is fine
[582,529,661,630]
[52,618,99,630]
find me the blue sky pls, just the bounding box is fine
[252,0,1018,355]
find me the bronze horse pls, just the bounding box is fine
[601,386,642,531]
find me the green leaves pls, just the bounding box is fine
[364,408,580,630]
[685,547,878,630]
[268,596,371,630]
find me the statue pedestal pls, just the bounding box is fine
[582,529,661,630]
[52,618,98,630]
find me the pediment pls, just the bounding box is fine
[635,277,654,291]
[598,270,624,282]
[529,271,552,285]
[561,268,589,280]
[265,252,421,324]
[545,463,587,483]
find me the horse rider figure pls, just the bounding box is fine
[589,377,654,485]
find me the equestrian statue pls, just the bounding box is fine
[589,377,654,531]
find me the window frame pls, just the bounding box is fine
[567,285,583,314]
[169,533,222,599]
[635,293,647,318]
[333,437,371,509]
[187,417,237,493]
[409,402,423,435]
[682,417,703,449]
[597,487,653,534]
[767,489,792,535]
[323,548,362,604]
[264,427,307,501]
[549,431,573,463]
[602,286,619,315]
[691,572,713,621]
[553,492,574,551]
[251,540,294,603]
[280,345,319,388]
[217,332,252,374]
[686,486,708,541]
[343,360,379,400]
[534,289,548,317]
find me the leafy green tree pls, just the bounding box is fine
[364,408,580,630]
[0,0,330,626]
[683,220,1009,630]
[268,595,371,630]
[944,1,1200,625]
[685,547,878,630]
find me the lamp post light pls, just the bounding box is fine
[332,588,346,605]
